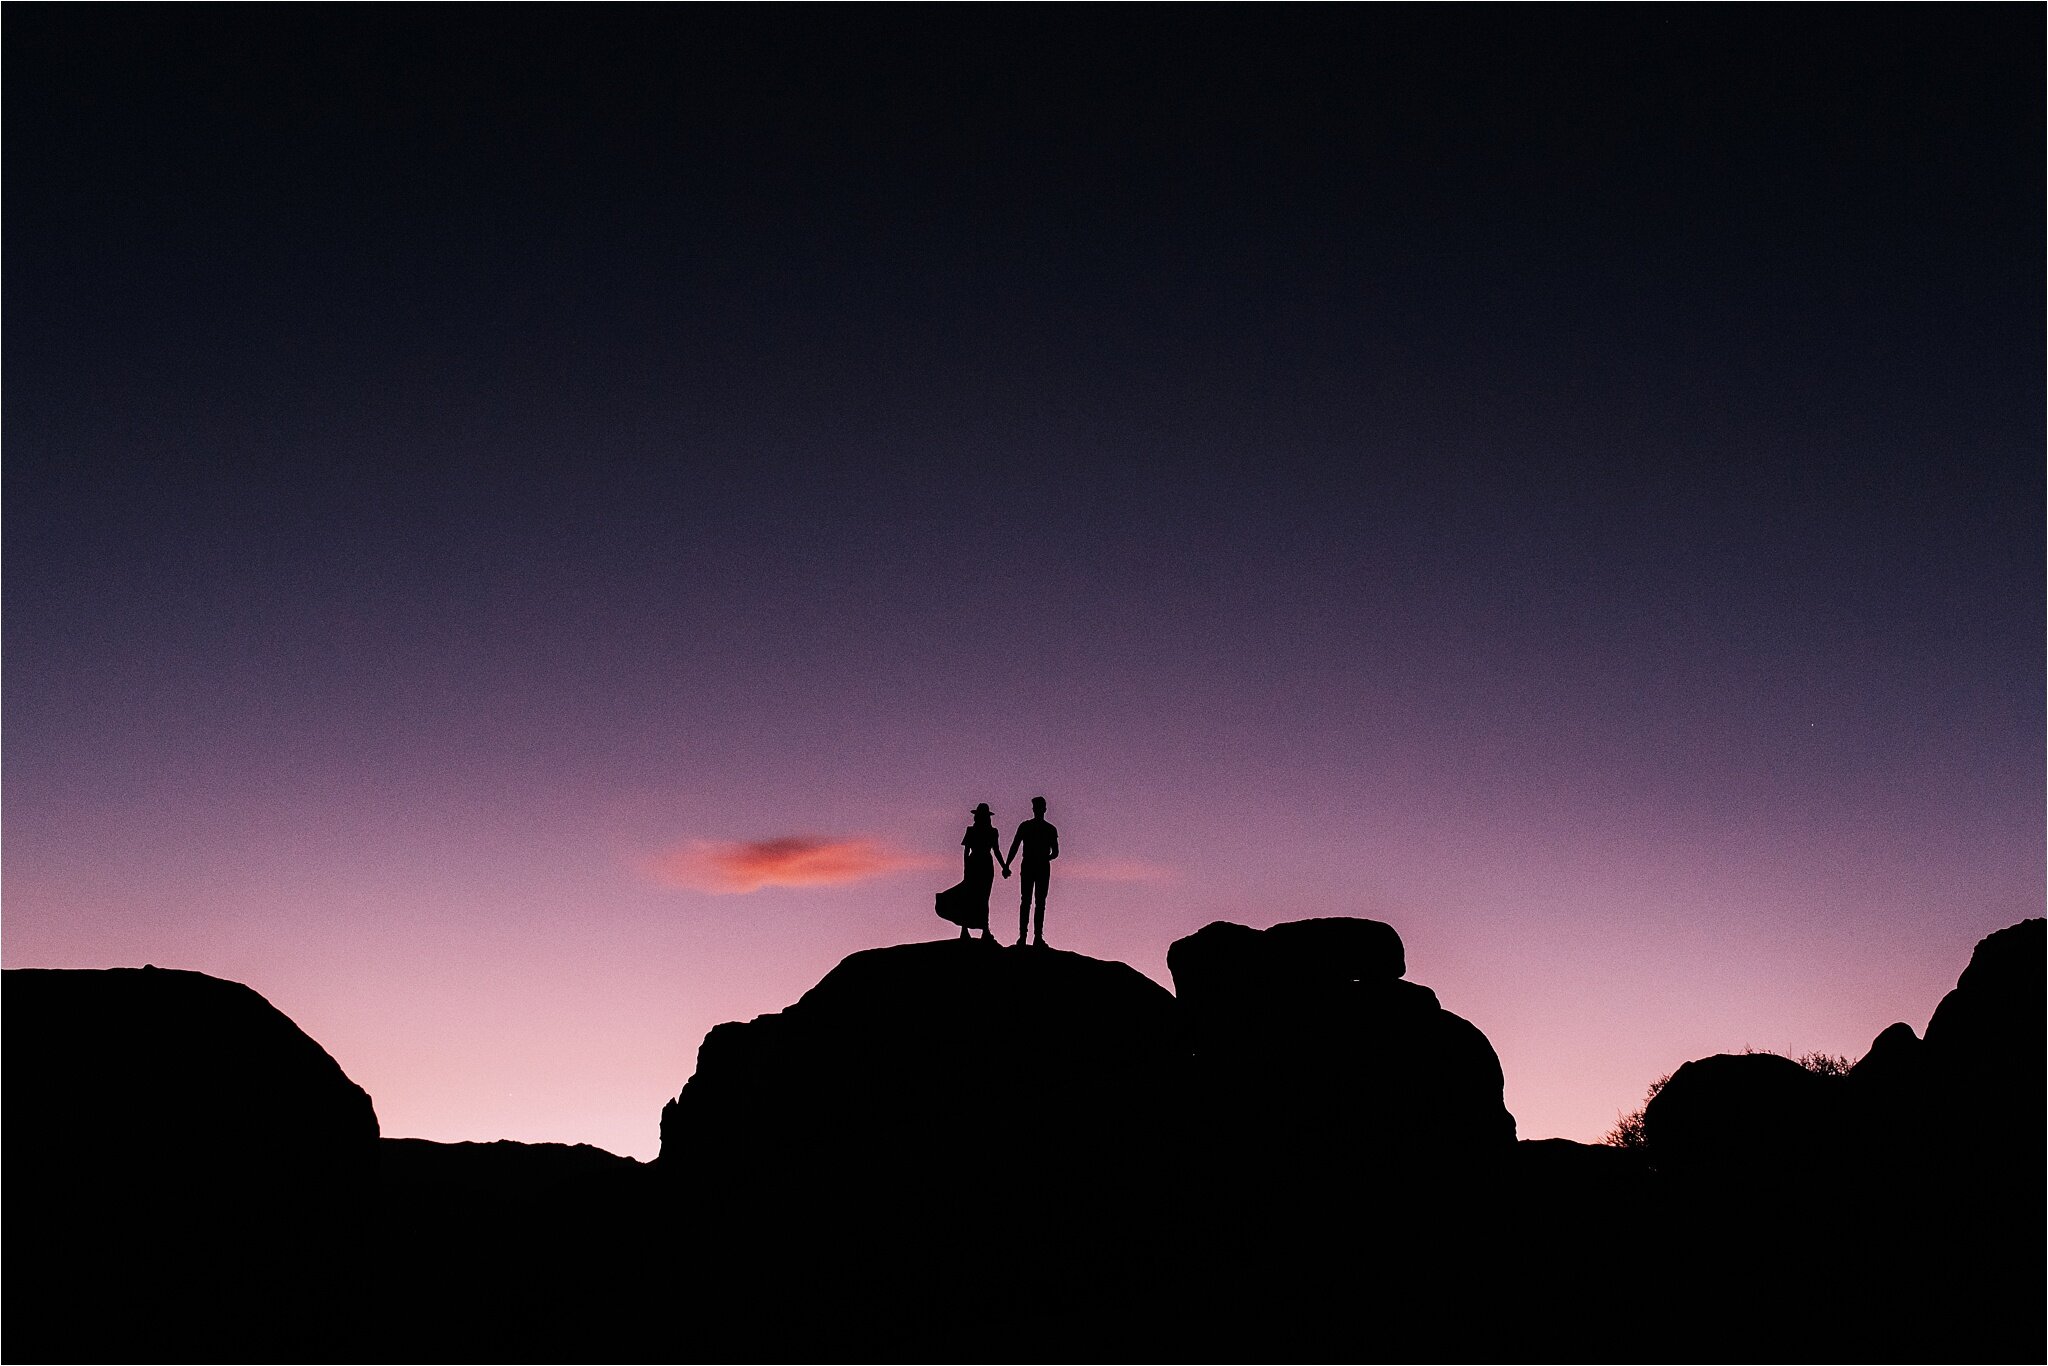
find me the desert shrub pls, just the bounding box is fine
[1604,1073,1667,1151]
[1743,1047,1856,1078]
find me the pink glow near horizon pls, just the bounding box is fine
[5,757,2035,1163]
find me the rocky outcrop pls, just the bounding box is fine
[1168,916,1515,1166]
[4,966,383,1361]
[1168,916,1406,1009]
[380,1136,644,1192]
[5,965,380,1187]
[660,938,1182,1194]
[1644,919,2045,1188]
[373,1139,654,1360]
[1847,920,2045,1206]
[1640,1051,1838,1181]
[652,937,1189,1358]
[1848,1018,1923,1087]
[1632,920,2045,1365]
[1922,918,2044,1156]
[7,917,2037,1363]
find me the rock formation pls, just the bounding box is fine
[1635,920,2045,1364]
[6,965,380,1176]
[374,1139,654,1360]
[1641,1050,1839,1181]
[1921,917,2045,1166]
[654,937,1188,1358]
[1642,919,2045,1192]
[4,966,383,1361]
[4,916,2038,1362]
[1159,917,1520,1359]
[1168,915,1515,1166]
[660,937,1183,1189]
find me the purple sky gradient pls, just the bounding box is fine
[7,9,2041,1160]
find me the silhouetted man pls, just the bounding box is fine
[1002,796,1059,948]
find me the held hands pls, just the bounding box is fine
[1001,864,1012,879]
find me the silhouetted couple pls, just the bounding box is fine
[935,798,1059,948]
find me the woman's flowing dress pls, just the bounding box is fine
[934,825,999,930]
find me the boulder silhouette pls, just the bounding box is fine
[1260,914,1407,979]
[1922,918,2045,1150]
[1841,1020,1936,1171]
[1640,1051,1839,1181]
[1843,920,2044,1180]
[374,1139,654,1361]
[5,965,379,1187]
[4,966,381,1361]
[1630,923,2046,1364]
[1870,918,2044,1337]
[653,937,1187,1358]
[380,1135,644,1199]
[1644,923,2045,1190]
[4,918,2035,1364]
[1159,918,1516,1359]
[1849,1018,1924,1087]
[1167,917,1514,1166]
[660,938,1181,1188]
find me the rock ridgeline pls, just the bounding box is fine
[658,937,1185,1198]
[1643,917,2045,1184]
[5,966,384,1361]
[6,965,381,1179]
[5,916,2041,1362]
[1168,916,1515,1166]
[1634,918,2045,1363]
[647,916,1518,1358]
[656,916,1514,1184]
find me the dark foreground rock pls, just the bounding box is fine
[652,937,1188,1358]
[648,927,1524,1359]
[5,918,2041,1362]
[372,1139,655,1361]
[4,967,382,1362]
[661,937,1183,1188]
[1922,917,2045,1168]
[1639,921,2046,1364]
[1169,916,1515,1165]
[1642,1050,1839,1181]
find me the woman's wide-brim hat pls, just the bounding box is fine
[970,803,993,816]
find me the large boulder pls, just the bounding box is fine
[1167,917,1514,1166]
[660,938,1184,1201]
[653,937,1188,1358]
[1646,920,2046,1190]
[1845,919,2044,1181]
[1848,1019,1924,1089]
[373,1139,654,1361]
[1923,919,2044,1129]
[1641,1051,1838,1181]
[1161,918,1515,1360]
[4,966,382,1360]
[1635,923,2047,1365]
[660,938,1182,1189]
[5,966,380,1182]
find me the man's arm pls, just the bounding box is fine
[1005,830,1022,867]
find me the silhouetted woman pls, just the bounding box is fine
[935,802,1009,941]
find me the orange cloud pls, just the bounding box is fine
[648,836,939,894]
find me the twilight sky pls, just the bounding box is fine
[7,9,2041,1162]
